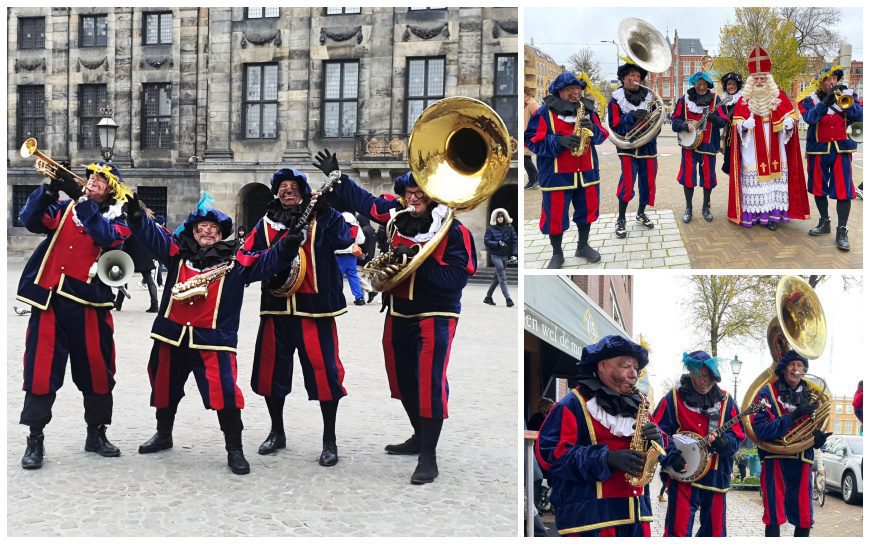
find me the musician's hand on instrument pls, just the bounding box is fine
[792,402,817,419]
[280,231,304,255]
[670,452,688,473]
[558,134,581,150]
[634,109,651,122]
[821,91,837,107]
[812,429,832,449]
[685,120,697,132]
[606,448,645,477]
[123,192,144,221]
[835,84,848,92]
[710,434,728,453]
[46,176,64,198]
[639,422,661,442]
[313,148,340,176]
[577,117,594,131]
[391,244,419,264]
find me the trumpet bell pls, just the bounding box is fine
[96,250,135,287]
[20,138,38,159]
[618,18,672,73]
[408,96,511,210]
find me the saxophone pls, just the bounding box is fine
[171,261,235,301]
[625,387,666,487]
[570,99,594,158]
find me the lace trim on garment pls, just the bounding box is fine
[586,397,637,437]
[71,198,124,227]
[393,203,450,244]
[263,215,288,231]
[683,94,713,114]
[611,87,653,113]
[722,90,743,108]
[739,168,791,213]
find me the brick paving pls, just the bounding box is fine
[523,133,863,269]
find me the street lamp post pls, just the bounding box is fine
[96,105,119,162]
[730,355,743,401]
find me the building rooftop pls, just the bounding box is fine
[525,43,558,65]
[667,37,708,57]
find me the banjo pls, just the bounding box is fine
[663,398,768,483]
[677,105,712,150]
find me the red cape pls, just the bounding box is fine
[727,91,810,225]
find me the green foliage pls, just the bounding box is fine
[717,8,807,94]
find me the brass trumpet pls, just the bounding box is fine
[834,90,854,110]
[19,138,87,186]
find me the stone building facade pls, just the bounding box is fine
[7,7,519,259]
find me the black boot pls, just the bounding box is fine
[258,396,286,455]
[836,226,850,250]
[387,398,421,455]
[765,524,780,537]
[766,221,778,231]
[21,434,45,469]
[139,407,175,453]
[483,296,496,306]
[318,400,339,467]
[546,234,564,269]
[84,425,121,457]
[808,217,831,236]
[574,225,600,263]
[411,417,442,485]
[224,432,251,475]
[794,527,811,537]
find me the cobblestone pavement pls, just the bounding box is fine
[539,467,863,537]
[6,258,518,537]
[524,210,690,269]
[523,133,863,269]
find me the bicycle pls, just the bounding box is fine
[812,465,826,507]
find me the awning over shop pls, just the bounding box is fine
[524,275,629,379]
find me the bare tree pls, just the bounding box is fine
[566,48,602,82]
[779,7,844,59]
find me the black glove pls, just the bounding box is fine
[821,91,837,107]
[280,231,304,255]
[312,195,331,214]
[669,452,687,473]
[124,192,144,222]
[578,117,594,130]
[606,448,645,477]
[313,148,340,177]
[392,245,419,260]
[791,402,817,419]
[835,84,848,92]
[813,429,832,450]
[557,134,581,150]
[497,240,507,247]
[639,422,661,443]
[634,109,651,121]
[710,434,728,454]
[56,162,83,200]
[46,176,64,198]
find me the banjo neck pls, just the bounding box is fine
[711,402,762,436]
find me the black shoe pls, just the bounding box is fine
[524,181,539,189]
[546,253,564,269]
[682,208,693,224]
[575,243,601,263]
[257,431,286,455]
[145,306,158,313]
[836,226,850,251]
[636,213,654,229]
[506,298,514,308]
[809,218,832,236]
[385,434,421,455]
[319,440,338,467]
[227,448,250,475]
[702,206,713,222]
[138,432,173,454]
[410,454,439,485]
[84,425,121,457]
[483,296,496,306]
[766,221,778,231]
[367,291,378,303]
[21,434,45,469]
[353,298,366,306]
[615,218,627,238]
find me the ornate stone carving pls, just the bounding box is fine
[492,20,518,38]
[139,57,174,69]
[15,58,47,73]
[319,26,363,45]
[76,56,109,73]
[240,30,281,48]
[402,23,449,42]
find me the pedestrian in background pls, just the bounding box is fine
[523,87,540,189]
[483,208,517,307]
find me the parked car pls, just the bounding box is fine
[820,434,863,504]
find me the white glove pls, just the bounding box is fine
[742,117,756,131]
[783,116,794,131]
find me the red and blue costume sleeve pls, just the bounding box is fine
[128,212,181,266]
[536,401,612,483]
[651,391,680,468]
[328,175,399,226]
[853,385,863,423]
[608,97,642,135]
[707,95,726,128]
[671,98,689,133]
[74,199,130,249]
[524,104,564,158]
[750,384,815,462]
[416,221,477,289]
[19,185,67,234]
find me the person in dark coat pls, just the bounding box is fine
[114,221,159,312]
[483,207,518,307]
[356,214,377,265]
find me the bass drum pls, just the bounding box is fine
[662,432,712,483]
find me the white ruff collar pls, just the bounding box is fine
[611,87,653,113]
[684,93,715,114]
[263,215,287,231]
[72,197,124,227]
[722,90,743,108]
[777,384,805,412]
[393,203,450,244]
[586,397,637,437]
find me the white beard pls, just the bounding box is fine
[744,75,780,117]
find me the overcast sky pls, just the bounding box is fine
[525,7,863,79]
[634,275,863,402]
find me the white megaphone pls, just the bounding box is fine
[97,250,135,299]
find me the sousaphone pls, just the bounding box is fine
[741,276,833,455]
[361,97,511,292]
